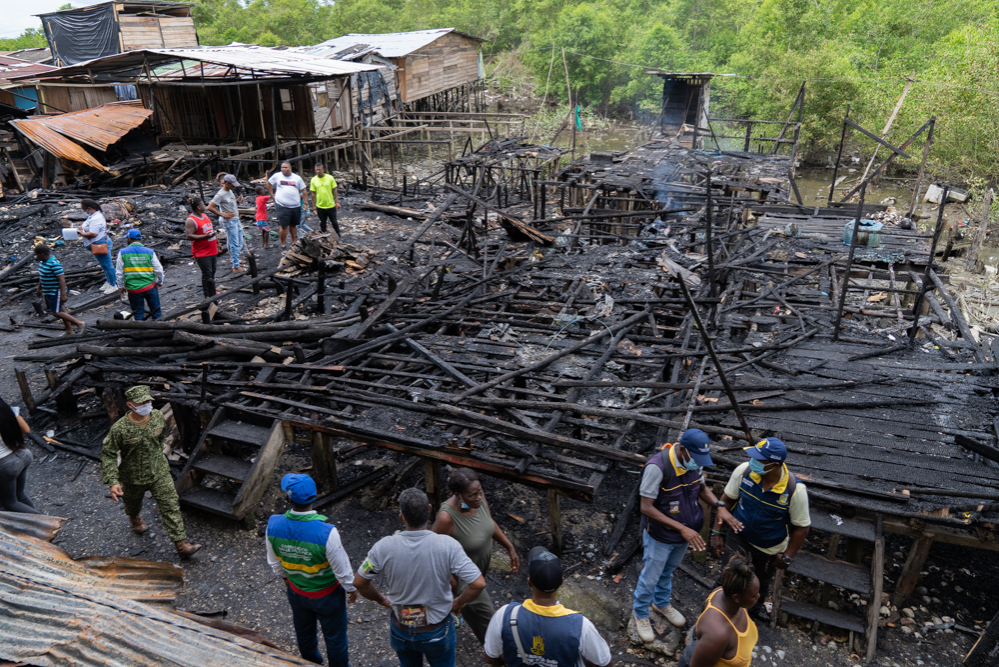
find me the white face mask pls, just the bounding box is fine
[132,403,153,416]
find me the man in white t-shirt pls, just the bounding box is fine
[484,546,612,667]
[266,162,307,249]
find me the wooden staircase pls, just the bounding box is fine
[175,407,286,524]
[772,512,884,664]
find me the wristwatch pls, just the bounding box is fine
[714,500,726,508]
[780,555,793,567]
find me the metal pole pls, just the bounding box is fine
[828,105,850,206]
[832,182,868,340]
[908,185,950,343]
[676,276,753,442]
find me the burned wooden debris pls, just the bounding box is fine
[3,126,998,653]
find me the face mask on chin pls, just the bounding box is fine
[132,403,153,417]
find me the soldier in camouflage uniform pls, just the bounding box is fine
[101,385,202,559]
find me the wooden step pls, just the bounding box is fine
[788,552,871,594]
[780,599,865,633]
[180,486,237,519]
[192,453,252,482]
[809,511,876,542]
[206,420,272,447]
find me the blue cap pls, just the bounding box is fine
[679,428,713,467]
[127,229,142,239]
[281,473,317,504]
[745,438,787,463]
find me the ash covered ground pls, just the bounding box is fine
[0,187,995,667]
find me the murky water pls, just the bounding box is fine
[793,168,914,208]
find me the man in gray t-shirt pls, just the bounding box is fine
[206,175,245,272]
[355,488,485,665]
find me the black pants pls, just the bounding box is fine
[315,207,340,236]
[721,530,777,610]
[195,255,217,298]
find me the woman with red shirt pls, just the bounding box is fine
[184,198,219,298]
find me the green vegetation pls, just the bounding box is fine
[0,28,48,52]
[5,0,997,177]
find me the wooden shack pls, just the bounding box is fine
[646,72,716,147]
[38,1,198,67]
[310,29,483,112]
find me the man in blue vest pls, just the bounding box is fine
[115,229,164,320]
[711,438,811,622]
[631,428,743,643]
[484,546,612,667]
[266,474,357,665]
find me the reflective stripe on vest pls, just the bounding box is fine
[732,466,797,549]
[120,243,156,292]
[266,512,339,594]
[640,446,704,544]
[501,602,584,667]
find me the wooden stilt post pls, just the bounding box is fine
[892,532,934,607]
[310,430,338,493]
[548,488,563,556]
[102,386,125,423]
[865,515,884,664]
[424,458,443,510]
[14,368,36,415]
[45,368,77,414]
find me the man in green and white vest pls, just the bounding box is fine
[115,229,164,320]
[266,473,357,665]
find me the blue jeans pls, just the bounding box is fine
[127,286,162,320]
[633,530,688,619]
[285,584,349,666]
[389,614,456,667]
[223,218,244,269]
[92,242,116,286]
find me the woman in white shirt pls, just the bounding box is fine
[0,397,39,514]
[78,198,117,293]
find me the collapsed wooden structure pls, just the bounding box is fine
[4,125,999,662]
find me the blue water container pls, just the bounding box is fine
[843,218,883,248]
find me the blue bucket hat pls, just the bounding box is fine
[679,428,714,467]
[281,473,317,504]
[745,438,787,463]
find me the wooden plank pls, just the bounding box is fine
[865,516,884,663]
[549,488,563,556]
[232,419,287,518]
[891,533,934,607]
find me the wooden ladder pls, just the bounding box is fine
[174,407,286,526]
[771,512,884,664]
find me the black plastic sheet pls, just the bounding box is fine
[43,5,119,66]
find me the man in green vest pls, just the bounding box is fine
[266,473,357,665]
[115,229,164,320]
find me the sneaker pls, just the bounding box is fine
[232,267,245,273]
[633,614,655,643]
[101,283,117,294]
[652,604,686,627]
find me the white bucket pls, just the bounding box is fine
[62,227,79,241]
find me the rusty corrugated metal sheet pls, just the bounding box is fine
[27,100,152,151]
[0,512,182,603]
[8,118,107,171]
[0,513,313,667]
[0,55,56,87]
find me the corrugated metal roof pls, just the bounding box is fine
[308,28,483,59]
[0,55,56,87]
[28,100,152,151]
[9,118,108,171]
[0,513,314,667]
[17,46,382,84]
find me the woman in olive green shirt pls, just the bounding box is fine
[432,468,520,642]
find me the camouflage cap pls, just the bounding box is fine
[124,385,153,404]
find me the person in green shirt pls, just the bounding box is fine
[101,385,202,559]
[308,163,341,237]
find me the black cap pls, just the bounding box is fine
[527,546,563,593]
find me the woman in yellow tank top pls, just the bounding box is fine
[678,556,760,667]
